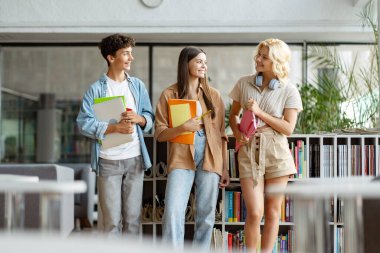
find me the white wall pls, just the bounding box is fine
[0,0,375,43]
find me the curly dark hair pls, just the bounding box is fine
[98,34,136,65]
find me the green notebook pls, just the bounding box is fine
[94,96,126,106]
[92,96,132,149]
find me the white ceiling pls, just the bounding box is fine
[0,31,375,44]
[0,0,376,44]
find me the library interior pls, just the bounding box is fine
[1,0,380,252]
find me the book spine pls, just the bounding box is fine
[234,191,241,222]
[225,191,229,222]
[228,191,233,222]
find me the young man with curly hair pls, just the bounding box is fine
[77,33,154,236]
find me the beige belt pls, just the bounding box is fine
[248,127,276,186]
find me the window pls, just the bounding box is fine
[0,45,149,162]
[2,46,149,100]
[306,44,377,127]
[152,45,303,107]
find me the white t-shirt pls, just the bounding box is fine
[99,76,141,160]
[195,100,204,124]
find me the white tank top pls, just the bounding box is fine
[196,101,204,124]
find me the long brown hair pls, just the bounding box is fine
[177,46,215,118]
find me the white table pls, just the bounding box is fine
[0,174,39,230]
[266,177,380,253]
[0,174,39,183]
[0,179,86,232]
[0,233,200,253]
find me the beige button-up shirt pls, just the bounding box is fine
[229,74,303,127]
[154,84,228,176]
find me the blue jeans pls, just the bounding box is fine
[162,129,220,252]
[97,156,144,237]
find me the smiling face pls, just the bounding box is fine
[255,46,273,74]
[188,52,207,78]
[108,46,134,72]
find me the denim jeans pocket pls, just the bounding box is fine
[196,129,205,137]
[98,158,121,176]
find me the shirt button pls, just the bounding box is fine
[256,148,259,151]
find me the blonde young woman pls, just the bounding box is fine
[229,39,303,253]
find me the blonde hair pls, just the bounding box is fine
[253,38,291,85]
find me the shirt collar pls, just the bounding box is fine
[168,81,205,99]
[100,72,130,84]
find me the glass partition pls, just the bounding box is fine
[152,45,303,107]
[0,45,149,163]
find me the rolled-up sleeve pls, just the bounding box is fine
[228,79,242,104]
[215,91,228,142]
[154,91,169,140]
[217,95,228,172]
[76,87,108,141]
[139,82,155,133]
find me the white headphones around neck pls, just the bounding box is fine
[255,74,280,90]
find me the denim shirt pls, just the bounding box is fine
[76,73,154,173]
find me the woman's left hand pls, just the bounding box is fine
[219,169,230,188]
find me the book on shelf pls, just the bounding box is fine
[168,98,196,145]
[225,188,246,223]
[227,233,233,252]
[289,195,293,222]
[223,229,293,252]
[233,191,241,222]
[228,191,233,222]
[241,195,247,222]
[291,139,307,178]
[93,96,132,149]
[228,149,237,178]
[308,143,320,178]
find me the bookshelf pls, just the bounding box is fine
[222,137,294,252]
[288,134,379,253]
[140,133,380,253]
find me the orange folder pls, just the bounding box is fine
[168,98,197,144]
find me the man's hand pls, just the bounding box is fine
[105,119,134,135]
[121,109,146,127]
[117,120,134,134]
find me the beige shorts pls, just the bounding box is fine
[238,127,296,185]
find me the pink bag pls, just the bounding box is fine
[235,110,257,151]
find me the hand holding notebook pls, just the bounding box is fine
[235,110,257,152]
[170,103,192,135]
[93,96,133,149]
[168,98,197,144]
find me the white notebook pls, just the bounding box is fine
[93,97,133,149]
